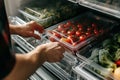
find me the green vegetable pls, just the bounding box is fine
[98,49,116,70]
[102,39,119,58]
[102,39,112,48]
[114,49,120,61]
[114,33,120,43]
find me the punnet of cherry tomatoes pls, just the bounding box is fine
[47,12,117,51]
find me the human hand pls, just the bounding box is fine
[34,42,65,62]
[10,21,44,39]
[20,21,44,39]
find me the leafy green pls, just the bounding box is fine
[114,49,120,61]
[98,49,116,70]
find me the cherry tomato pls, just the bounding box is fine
[67,35,79,43]
[57,24,64,31]
[67,30,76,35]
[77,24,83,31]
[87,27,92,31]
[79,34,86,41]
[72,25,77,31]
[66,21,72,27]
[115,60,120,66]
[53,32,61,38]
[64,24,68,28]
[76,31,81,37]
[66,38,72,44]
[77,24,82,28]
[49,37,56,42]
[61,30,67,34]
[94,29,99,35]
[60,37,72,44]
[86,32,91,37]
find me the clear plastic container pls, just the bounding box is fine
[19,0,82,28]
[47,12,117,53]
[72,61,115,80]
[19,9,54,28]
[76,32,120,80]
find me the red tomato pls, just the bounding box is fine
[79,34,86,41]
[57,24,64,31]
[76,31,81,37]
[66,38,72,44]
[67,35,79,43]
[115,60,120,66]
[72,25,77,31]
[66,21,72,27]
[64,24,68,28]
[53,32,61,38]
[49,37,56,42]
[77,24,82,28]
[94,29,99,35]
[61,30,67,34]
[60,37,72,44]
[67,30,76,35]
[86,32,91,37]
[87,27,92,31]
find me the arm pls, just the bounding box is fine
[4,42,65,80]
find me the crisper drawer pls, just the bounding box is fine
[75,32,120,80]
[18,0,82,28]
[72,61,113,80]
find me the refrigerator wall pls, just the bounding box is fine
[4,0,31,16]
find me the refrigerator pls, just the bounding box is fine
[4,0,120,80]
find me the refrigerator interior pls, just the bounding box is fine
[6,0,120,80]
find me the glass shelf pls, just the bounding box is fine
[69,0,120,19]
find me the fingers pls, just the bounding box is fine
[40,42,65,62]
[56,45,65,53]
[53,42,65,62]
[54,42,65,53]
[27,32,41,39]
[30,21,44,33]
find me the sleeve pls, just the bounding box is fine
[0,33,16,79]
[0,0,16,79]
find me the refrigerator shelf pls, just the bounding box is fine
[68,0,120,19]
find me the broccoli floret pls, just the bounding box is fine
[98,49,116,70]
